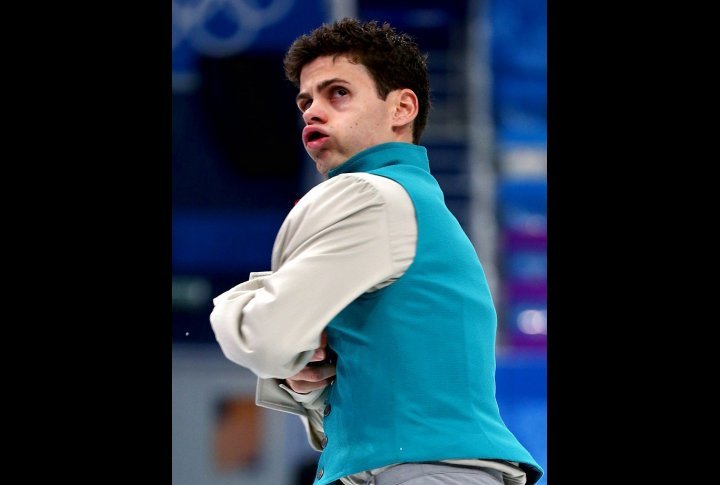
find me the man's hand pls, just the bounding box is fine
[285,331,336,394]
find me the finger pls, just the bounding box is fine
[319,330,327,348]
[292,363,336,383]
[286,376,334,394]
[309,346,326,362]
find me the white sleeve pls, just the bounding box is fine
[209,174,404,379]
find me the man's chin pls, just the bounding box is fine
[312,154,335,177]
[313,159,330,178]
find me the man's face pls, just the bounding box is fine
[297,55,397,177]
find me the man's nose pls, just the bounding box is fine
[302,100,326,125]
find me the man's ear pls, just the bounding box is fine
[391,88,419,129]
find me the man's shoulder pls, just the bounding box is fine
[302,172,398,200]
[292,173,411,221]
[332,172,407,200]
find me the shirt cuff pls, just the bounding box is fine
[255,378,305,415]
[255,378,327,452]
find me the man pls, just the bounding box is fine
[210,18,543,485]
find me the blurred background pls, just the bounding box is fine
[172,0,546,483]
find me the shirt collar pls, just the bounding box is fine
[327,142,430,179]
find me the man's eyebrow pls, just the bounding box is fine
[296,78,350,103]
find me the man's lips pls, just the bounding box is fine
[302,126,330,148]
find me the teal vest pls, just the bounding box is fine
[316,143,543,484]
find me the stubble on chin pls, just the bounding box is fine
[311,151,333,178]
[316,162,329,179]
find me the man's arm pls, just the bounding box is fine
[209,174,399,379]
[234,173,418,447]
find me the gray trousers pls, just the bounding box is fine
[365,462,504,485]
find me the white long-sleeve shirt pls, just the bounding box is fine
[210,173,527,485]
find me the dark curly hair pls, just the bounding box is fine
[284,18,431,144]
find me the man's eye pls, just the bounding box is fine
[333,87,348,97]
[300,100,312,112]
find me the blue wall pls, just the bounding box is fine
[496,352,547,484]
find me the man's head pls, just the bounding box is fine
[284,18,431,176]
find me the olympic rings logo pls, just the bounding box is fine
[172,0,295,57]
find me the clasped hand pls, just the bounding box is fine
[285,331,337,394]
